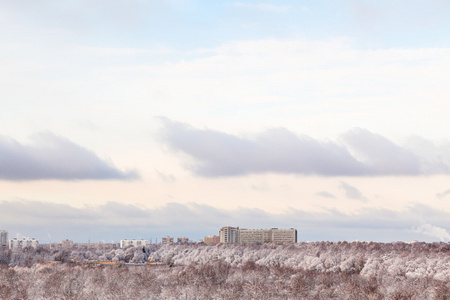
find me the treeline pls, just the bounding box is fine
[149,241,450,281]
[0,258,448,299]
[0,245,161,267]
[1,242,450,299]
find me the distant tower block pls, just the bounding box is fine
[0,230,8,249]
[219,226,239,243]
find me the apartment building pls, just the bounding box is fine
[42,241,119,250]
[238,229,271,243]
[272,228,297,243]
[0,230,8,249]
[177,237,189,244]
[120,239,148,248]
[162,236,174,244]
[204,235,220,244]
[9,237,39,249]
[78,242,119,250]
[219,226,239,243]
[220,227,297,244]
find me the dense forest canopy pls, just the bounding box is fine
[1,242,450,299]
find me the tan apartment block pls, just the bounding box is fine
[238,228,297,243]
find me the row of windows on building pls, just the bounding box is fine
[9,237,40,249]
[217,227,297,244]
[43,240,120,250]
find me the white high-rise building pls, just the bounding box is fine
[9,237,39,249]
[1,230,8,249]
[120,239,148,248]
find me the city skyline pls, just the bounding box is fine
[0,226,297,246]
[1,1,450,243]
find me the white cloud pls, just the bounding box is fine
[3,36,450,142]
[0,132,138,181]
[415,224,450,242]
[159,118,450,178]
[112,38,450,141]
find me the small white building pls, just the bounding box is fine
[120,239,148,248]
[9,237,39,249]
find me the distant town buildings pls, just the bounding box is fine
[0,226,296,249]
[9,237,39,249]
[219,227,297,243]
[120,239,148,248]
[0,230,8,249]
[204,235,220,244]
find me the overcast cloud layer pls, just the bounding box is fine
[1,1,450,243]
[1,199,449,243]
[160,118,450,177]
[0,133,137,180]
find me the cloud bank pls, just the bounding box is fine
[1,199,449,243]
[0,132,138,180]
[415,224,450,242]
[160,118,450,177]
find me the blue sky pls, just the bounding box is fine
[1,0,450,243]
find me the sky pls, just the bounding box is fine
[2,0,450,243]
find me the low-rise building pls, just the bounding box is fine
[120,239,148,248]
